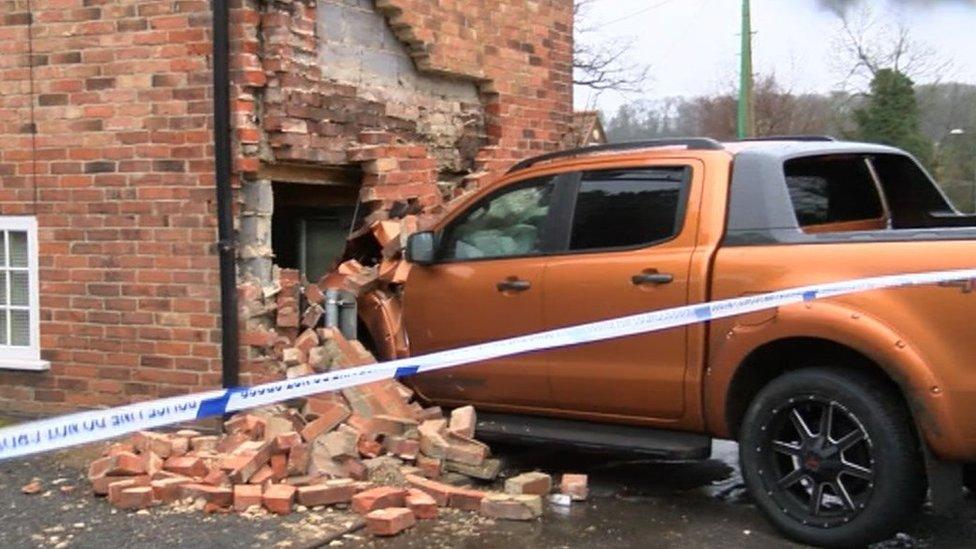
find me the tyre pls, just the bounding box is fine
[739,367,925,548]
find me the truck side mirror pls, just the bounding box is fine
[405,231,436,266]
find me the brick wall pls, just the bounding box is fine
[0,0,221,414]
[0,0,573,414]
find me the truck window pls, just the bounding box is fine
[438,177,557,261]
[784,156,886,233]
[570,167,688,250]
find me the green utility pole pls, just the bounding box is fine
[737,0,754,139]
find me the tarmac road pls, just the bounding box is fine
[1,439,974,548]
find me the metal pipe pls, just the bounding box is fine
[324,288,340,330]
[212,0,240,389]
[338,291,357,341]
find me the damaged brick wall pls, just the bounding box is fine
[0,0,572,413]
[232,0,573,385]
[232,0,573,283]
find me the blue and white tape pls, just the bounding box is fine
[2,268,975,461]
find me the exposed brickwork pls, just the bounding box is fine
[0,0,221,414]
[0,0,572,413]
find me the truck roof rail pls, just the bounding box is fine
[507,138,724,173]
[735,135,837,142]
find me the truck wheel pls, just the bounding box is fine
[739,367,925,548]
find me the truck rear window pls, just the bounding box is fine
[784,157,885,232]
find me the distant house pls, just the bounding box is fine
[566,111,608,148]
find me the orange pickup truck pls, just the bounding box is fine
[372,137,976,547]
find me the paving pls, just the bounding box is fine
[2,437,975,548]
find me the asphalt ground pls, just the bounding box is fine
[1,438,974,548]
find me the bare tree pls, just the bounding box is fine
[573,0,650,95]
[831,5,952,90]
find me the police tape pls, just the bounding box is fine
[2,267,975,461]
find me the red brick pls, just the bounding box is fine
[300,402,350,442]
[151,477,191,502]
[351,486,407,515]
[504,472,552,496]
[106,476,151,503]
[296,479,356,506]
[405,489,438,519]
[180,483,233,507]
[448,406,476,438]
[263,484,296,515]
[404,474,452,507]
[560,474,588,501]
[115,487,154,510]
[163,456,208,478]
[287,443,310,476]
[233,484,263,511]
[448,487,486,512]
[365,507,416,536]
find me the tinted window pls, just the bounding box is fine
[570,168,687,251]
[785,156,884,227]
[439,178,556,260]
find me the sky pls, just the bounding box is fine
[574,0,976,113]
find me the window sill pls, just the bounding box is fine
[0,358,50,371]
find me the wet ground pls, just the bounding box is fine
[2,439,975,548]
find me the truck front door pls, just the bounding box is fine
[543,162,704,420]
[403,175,566,410]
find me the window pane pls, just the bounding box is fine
[784,157,884,229]
[0,232,6,266]
[0,271,6,306]
[440,179,555,260]
[570,168,686,251]
[10,309,28,346]
[9,271,28,306]
[0,311,6,345]
[9,231,27,267]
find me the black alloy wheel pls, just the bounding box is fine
[757,397,875,528]
[739,367,925,548]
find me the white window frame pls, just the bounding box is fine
[0,216,48,371]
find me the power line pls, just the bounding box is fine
[586,0,681,31]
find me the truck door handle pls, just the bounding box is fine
[632,271,674,286]
[496,278,532,293]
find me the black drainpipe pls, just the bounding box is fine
[211,0,240,389]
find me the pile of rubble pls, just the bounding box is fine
[84,328,586,536]
[79,210,592,536]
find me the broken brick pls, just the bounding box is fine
[224,414,266,440]
[504,472,552,496]
[163,456,208,478]
[448,406,476,438]
[404,474,452,507]
[263,483,296,515]
[448,487,486,512]
[445,458,501,481]
[352,486,407,515]
[366,507,416,536]
[405,488,438,519]
[300,401,351,442]
[234,484,263,511]
[480,493,542,521]
[151,477,190,503]
[132,431,172,458]
[116,487,154,510]
[181,483,233,507]
[296,479,356,506]
[286,443,310,476]
[560,474,588,501]
[273,431,303,453]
